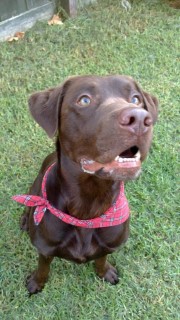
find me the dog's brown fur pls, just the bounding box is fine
[20,75,158,294]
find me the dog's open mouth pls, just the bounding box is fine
[81,146,141,175]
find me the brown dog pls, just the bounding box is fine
[14,75,158,294]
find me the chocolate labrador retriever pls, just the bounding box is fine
[13,75,158,294]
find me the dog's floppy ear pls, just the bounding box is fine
[134,81,159,124]
[142,91,159,124]
[29,84,65,138]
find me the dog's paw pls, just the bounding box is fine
[26,273,45,294]
[96,262,119,285]
[103,264,119,285]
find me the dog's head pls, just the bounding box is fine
[29,75,158,181]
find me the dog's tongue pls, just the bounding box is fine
[81,156,141,174]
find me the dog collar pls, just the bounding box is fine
[12,163,130,228]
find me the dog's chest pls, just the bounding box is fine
[56,228,116,263]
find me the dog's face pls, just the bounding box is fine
[29,75,158,181]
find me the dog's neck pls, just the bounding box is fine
[54,142,120,220]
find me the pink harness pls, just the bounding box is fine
[12,163,130,228]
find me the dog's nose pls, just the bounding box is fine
[119,108,153,135]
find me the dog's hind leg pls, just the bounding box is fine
[20,207,31,231]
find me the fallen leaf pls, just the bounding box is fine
[48,15,63,25]
[14,31,25,39]
[7,31,25,42]
[8,36,19,42]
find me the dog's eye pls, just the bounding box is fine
[131,96,140,105]
[78,96,91,106]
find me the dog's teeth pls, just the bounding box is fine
[134,151,141,160]
[82,167,95,174]
[115,156,124,163]
[115,156,138,163]
[81,159,95,165]
[115,156,121,162]
[87,160,95,164]
[115,150,141,163]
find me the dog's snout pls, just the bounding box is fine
[119,108,153,135]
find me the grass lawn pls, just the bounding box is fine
[0,0,179,319]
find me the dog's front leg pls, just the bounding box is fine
[95,255,119,285]
[26,254,53,294]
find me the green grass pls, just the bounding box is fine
[0,0,179,319]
